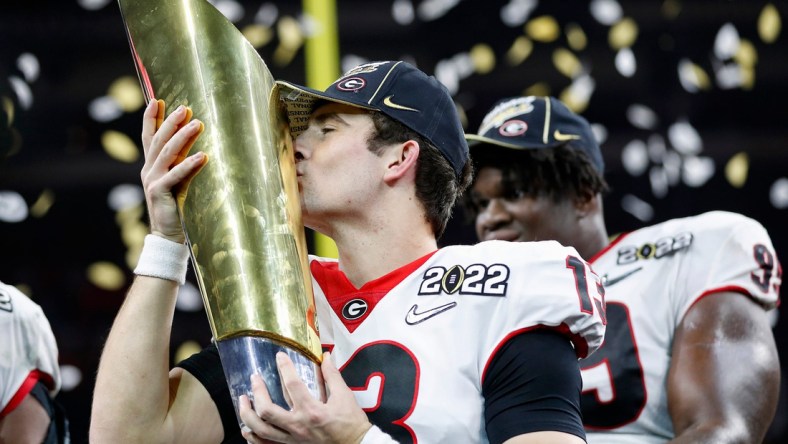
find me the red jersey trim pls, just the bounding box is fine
[589,232,631,264]
[311,251,439,333]
[0,369,50,419]
[686,284,762,313]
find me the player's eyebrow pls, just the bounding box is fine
[312,111,350,127]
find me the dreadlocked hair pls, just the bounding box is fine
[367,111,473,238]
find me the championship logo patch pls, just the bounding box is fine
[616,232,693,265]
[336,77,366,92]
[499,119,528,137]
[418,264,510,296]
[442,265,464,294]
[341,298,368,320]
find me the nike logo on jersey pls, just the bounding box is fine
[602,267,643,287]
[405,302,457,325]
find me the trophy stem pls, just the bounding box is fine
[216,336,327,425]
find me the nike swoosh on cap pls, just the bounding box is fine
[554,129,581,141]
[405,302,457,325]
[383,95,419,112]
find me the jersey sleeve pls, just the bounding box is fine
[475,240,606,362]
[673,211,781,318]
[483,330,585,443]
[176,343,247,444]
[0,281,61,414]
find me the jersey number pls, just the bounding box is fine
[0,288,12,312]
[340,342,417,443]
[751,243,782,294]
[580,303,647,428]
[566,256,607,323]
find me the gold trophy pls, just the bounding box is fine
[118,0,325,427]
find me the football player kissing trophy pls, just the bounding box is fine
[118,0,325,427]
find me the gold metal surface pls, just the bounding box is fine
[119,0,321,362]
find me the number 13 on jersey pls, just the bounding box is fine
[567,255,607,324]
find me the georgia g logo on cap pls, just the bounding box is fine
[499,119,528,137]
[337,77,366,91]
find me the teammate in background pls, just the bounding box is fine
[464,95,782,443]
[1,280,70,443]
[91,62,606,443]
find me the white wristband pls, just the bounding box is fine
[360,425,398,444]
[134,234,190,285]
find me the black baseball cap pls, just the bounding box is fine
[275,61,469,178]
[465,96,604,173]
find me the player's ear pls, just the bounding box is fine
[383,139,420,184]
[573,191,600,218]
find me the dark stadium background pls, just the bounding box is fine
[1,1,786,441]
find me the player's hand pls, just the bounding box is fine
[239,352,372,444]
[140,99,206,243]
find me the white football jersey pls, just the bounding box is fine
[0,281,61,416]
[310,240,606,443]
[581,211,781,443]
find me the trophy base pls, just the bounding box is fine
[216,336,326,427]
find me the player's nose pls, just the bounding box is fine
[294,134,310,162]
[479,199,512,230]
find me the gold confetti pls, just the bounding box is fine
[559,87,590,114]
[242,24,273,48]
[725,152,749,188]
[108,76,144,112]
[120,222,147,250]
[758,4,781,44]
[274,16,304,66]
[552,48,582,78]
[102,130,140,163]
[566,23,587,51]
[524,82,551,97]
[506,36,533,66]
[115,204,144,225]
[2,96,14,126]
[678,60,711,92]
[87,261,126,291]
[526,15,560,42]
[740,65,755,90]
[734,39,758,67]
[609,17,639,50]
[125,247,142,271]
[278,16,303,49]
[29,189,54,218]
[470,43,496,74]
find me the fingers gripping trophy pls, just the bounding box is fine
[118,0,326,426]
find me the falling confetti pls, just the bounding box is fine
[86,261,126,291]
[526,15,560,42]
[758,3,782,43]
[725,152,749,188]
